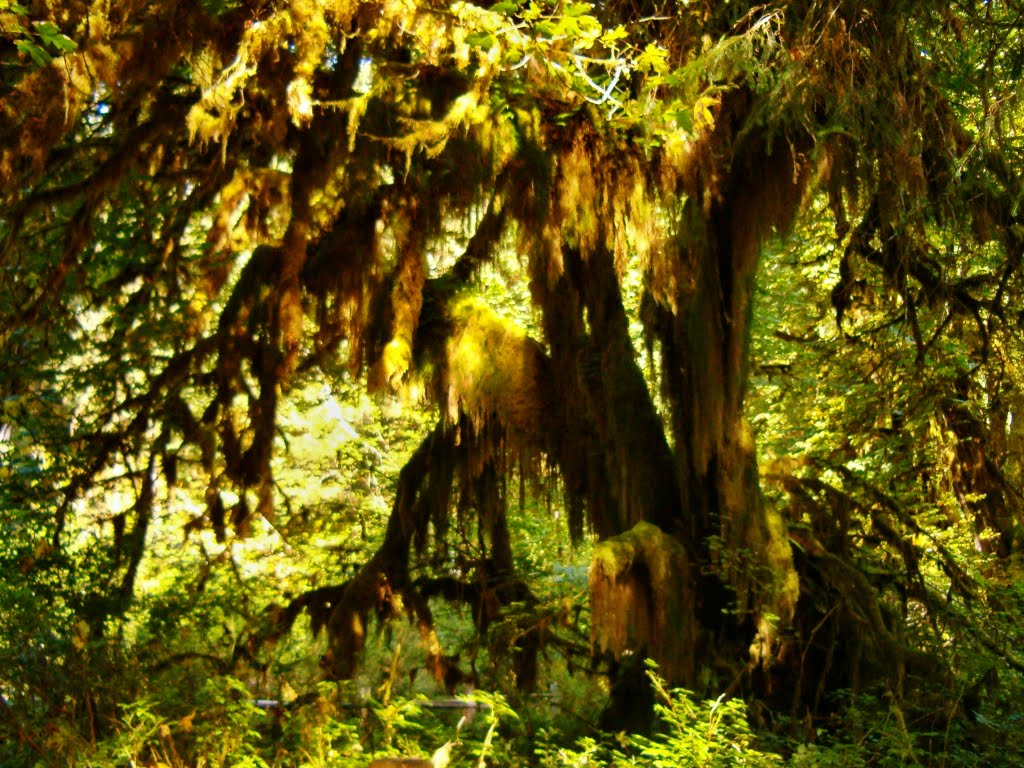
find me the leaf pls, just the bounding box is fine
[575,14,602,37]
[49,32,78,53]
[637,43,670,74]
[34,21,62,38]
[534,19,558,37]
[177,710,196,733]
[600,25,628,46]
[72,619,90,650]
[521,2,542,22]
[564,2,592,17]
[693,94,718,130]
[465,31,496,48]
[35,19,79,55]
[488,1,520,12]
[16,39,50,67]
[673,108,693,134]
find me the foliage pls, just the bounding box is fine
[0,2,76,69]
[535,667,786,767]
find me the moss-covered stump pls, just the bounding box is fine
[589,521,695,686]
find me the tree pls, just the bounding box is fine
[2,0,1023,734]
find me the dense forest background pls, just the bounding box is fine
[3,0,1024,765]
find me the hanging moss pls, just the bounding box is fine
[442,295,549,447]
[589,521,695,686]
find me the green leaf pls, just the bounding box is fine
[489,1,520,13]
[16,39,50,67]
[673,108,693,134]
[600,25,628,46]
[465,30,496,48]
[35,21,77,53]
[34,20,62,38]
[564,2,592,17]
[534,19,558,37]
[637,42,670,74]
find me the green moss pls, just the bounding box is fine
[589,522,695,685]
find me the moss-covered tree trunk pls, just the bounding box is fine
[521,99,806,706]
[658,110,805,675]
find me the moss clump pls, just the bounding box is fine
[589,521,695,685]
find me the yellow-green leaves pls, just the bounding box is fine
[600,24,628,48]
[1,5,77,68]
[464,30,497,49]
[636,43,670,75]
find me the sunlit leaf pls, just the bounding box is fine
[465,30,496,48]
[15,39,50,66]
[488,1,520,13]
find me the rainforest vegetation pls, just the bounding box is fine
[3,0,1024,765]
